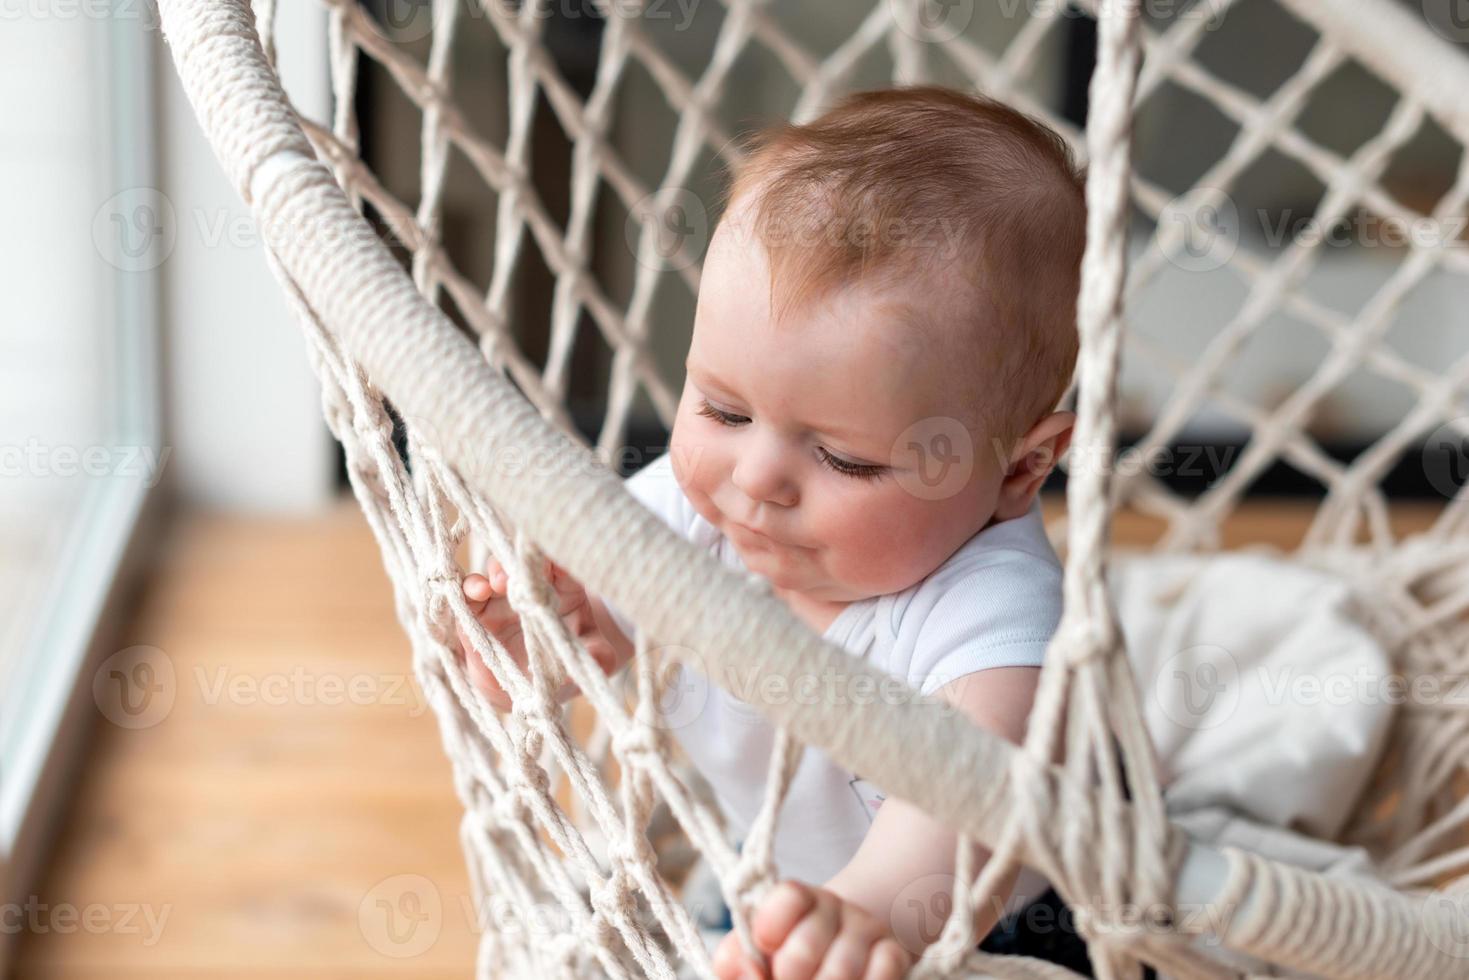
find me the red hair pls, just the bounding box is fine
[716,85,1085,448]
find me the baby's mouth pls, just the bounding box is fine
[727,518,811,552]
[729,519,778,543]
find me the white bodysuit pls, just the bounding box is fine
[603,452,1060,898]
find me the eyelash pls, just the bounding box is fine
[695,398,885,481]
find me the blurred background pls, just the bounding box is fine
[1,0,1465,975]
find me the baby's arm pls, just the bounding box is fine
[826,665,1039,950]
[712,665,1040,978]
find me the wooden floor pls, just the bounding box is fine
[13,493,1445,977]
[15,501,477,978]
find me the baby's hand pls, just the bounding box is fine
[712,881,913,980]
[455,556,619,711]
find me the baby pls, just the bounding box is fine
[458,85,1085,979]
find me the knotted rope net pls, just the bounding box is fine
[159,0,1469,976]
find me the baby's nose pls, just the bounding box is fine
[730,448,798,508]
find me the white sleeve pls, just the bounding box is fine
[599,453,693,642]
[896,551,1061,699]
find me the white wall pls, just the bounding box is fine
[0,9,111,514]
[158,4,337,514]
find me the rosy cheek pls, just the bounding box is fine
[669,433,721,504]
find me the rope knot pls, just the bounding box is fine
[727,856,776,912]
[505,565,556,613]
[611,725,660,766]
[419,567,464,621]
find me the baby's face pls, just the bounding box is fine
[666,210,1007,604]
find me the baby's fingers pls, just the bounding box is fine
[752,882,822,956]
[711,932,763,980]
[466,558,583,621]
[471,558,509,595]
[809,910,889,980]
[463,573,494,604]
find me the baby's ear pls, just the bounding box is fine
[995,411,1074,518]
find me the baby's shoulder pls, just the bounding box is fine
[935,500,1060,576]
[885,500,1063,634]
[871,501,1063,696]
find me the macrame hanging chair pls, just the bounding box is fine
[157,0,1469,976]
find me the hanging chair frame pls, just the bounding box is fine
[154,1,1469,976]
